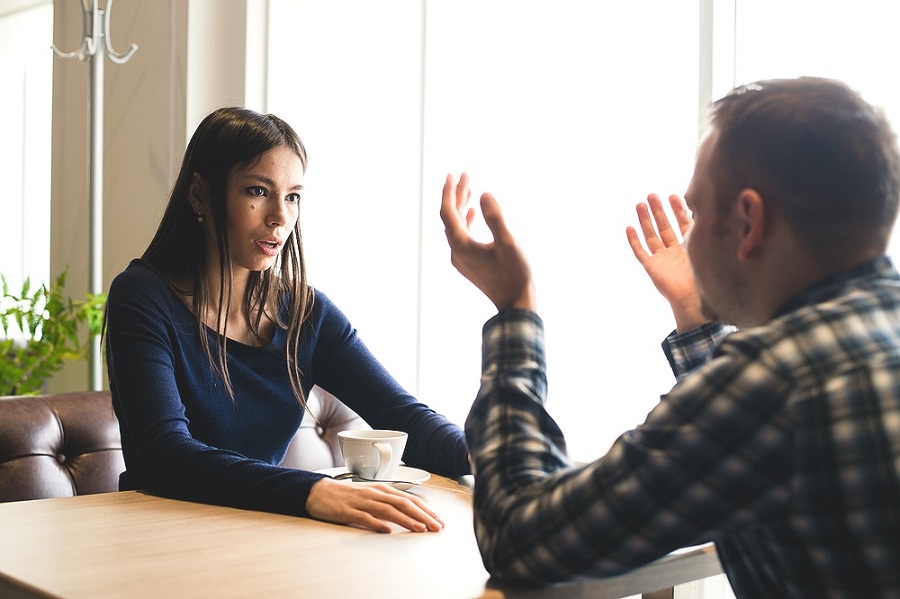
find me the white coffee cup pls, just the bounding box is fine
[338,430,408,480]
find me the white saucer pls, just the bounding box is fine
[316,466,431,490]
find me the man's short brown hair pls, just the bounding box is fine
[708,77,900,263]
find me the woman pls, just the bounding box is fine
[105,107,469,533]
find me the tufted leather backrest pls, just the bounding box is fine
[0,387,367,503]
[0,391,124,502]
[279,386,369,470]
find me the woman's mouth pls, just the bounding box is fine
[255,239,282,256]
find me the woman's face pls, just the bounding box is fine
[223,145,304,277]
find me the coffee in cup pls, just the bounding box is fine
[337,430,408,480]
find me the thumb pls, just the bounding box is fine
[479,192,514,244]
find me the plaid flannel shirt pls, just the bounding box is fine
[465,256,900,597]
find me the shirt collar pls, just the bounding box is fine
[772,255,899,318]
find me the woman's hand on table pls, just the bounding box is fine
[307,477,445,533]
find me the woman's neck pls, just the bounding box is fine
[173,269,275,346]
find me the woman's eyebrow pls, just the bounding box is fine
[242,174,304,191]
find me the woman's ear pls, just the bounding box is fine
[188,172,207,213]
[736,188,766,261]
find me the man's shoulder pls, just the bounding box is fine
[724,279,900,382]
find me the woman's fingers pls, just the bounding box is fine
[359,484,445,532]
[307,477,444,533]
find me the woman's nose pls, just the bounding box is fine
[268,199,289,227]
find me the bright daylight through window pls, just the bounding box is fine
[266,0,900,464]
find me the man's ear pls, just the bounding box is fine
[187,173,207,213]
[736,188,766,261]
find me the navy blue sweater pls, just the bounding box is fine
[106,259,468,517]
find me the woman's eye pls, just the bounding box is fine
[286,193,301,204]
[247,186,266,197]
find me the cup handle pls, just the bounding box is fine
[373,442,393,479]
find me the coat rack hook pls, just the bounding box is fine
[50,0,138,64]
[103,0,138,64]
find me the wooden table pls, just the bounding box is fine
[0,475,723,599]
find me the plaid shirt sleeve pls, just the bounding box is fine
[465,310,791,585]
[662,322,733,379]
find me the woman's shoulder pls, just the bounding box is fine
[111,258,165,282]
[309,287,333,309]
[108,259,178,303]
[307,288,348,321]
[295,288,355,339]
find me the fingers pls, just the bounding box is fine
[363,484,445,532]
[648,193,680,246]
[635,200,660,250]
[307,478,444,534]
[441,173,475,244]
[440,174,462,236]
[439,174,536,311]
[457,172,472,213]
[631,193,686,254]
[479,192,510,244]
[668,194,693,237]
[625,225,650,265]
[442,177,507,248]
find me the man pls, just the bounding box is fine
[440,77,900,597]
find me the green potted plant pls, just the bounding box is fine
[0,271,106,396]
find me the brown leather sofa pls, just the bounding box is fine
[0,387,366,503]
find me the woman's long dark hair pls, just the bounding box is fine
[142,106,313,408]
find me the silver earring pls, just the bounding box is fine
[197,212,204,223]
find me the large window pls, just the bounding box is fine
[267,0,900,468]
[0,1,53,294]
[268,0,700,461]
